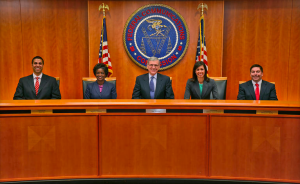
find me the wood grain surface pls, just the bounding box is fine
[0,114,98,179]
[0,0,89,100]
[287,0,300,101]
[88,0,224,99]
[99,114,208,175]
[1,99,300,111]
[223,0,294,100]
[20,0,89,99]
[0,100,300,182]
[0,0,24,100]
[210,115,300,180]
[2,0,300,101]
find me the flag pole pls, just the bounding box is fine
[196,3,209,75]
[98,3,113,77]
[196,3,208,61]
[98,3,109,61]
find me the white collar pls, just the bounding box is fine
[33,73,43,79]
[252,79,262,86]
[149,73,157,79]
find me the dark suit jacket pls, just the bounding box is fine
[237,80,278,100]
[13,74,61,99]
[84,81,117,99]
[132,73,174,99]
[184,78,219,99]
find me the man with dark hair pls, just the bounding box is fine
[13,56,61,99]
[237,64,278,100]
[132,56,174,99]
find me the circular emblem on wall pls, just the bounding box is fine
[123,4,189,70]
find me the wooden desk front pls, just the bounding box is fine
[0,100,299,183]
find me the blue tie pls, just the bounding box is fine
[150,76,155,99]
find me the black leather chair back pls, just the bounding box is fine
[210,77,227,100]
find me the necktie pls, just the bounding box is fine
[255,83,259,100]
[35,77,40,95]
[150,76,154,99]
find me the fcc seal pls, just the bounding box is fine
[123,4,189,70]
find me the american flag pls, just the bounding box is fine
[99,17,113,77]
[195,15,208,73]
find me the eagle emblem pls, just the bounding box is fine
[123,4,189,70]
[146,19,168,36]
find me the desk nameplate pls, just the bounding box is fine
[86,109,106,113]
[146,109,166,113]
[31,110,53,114]
[203,109,224,114]
[256,110,278,115]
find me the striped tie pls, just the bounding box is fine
[35,77,40,95]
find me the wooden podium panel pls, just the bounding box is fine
[0,115,98,179]
[1,100,300,182]
[99,114,208,176]
[210,115,300,181]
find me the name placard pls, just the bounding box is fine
[146,109,166,113]
[86,109,107,113]
[203,109,224,114]
[256,110,278,115]
[31,110,53,114]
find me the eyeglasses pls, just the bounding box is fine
[148,64,159,68]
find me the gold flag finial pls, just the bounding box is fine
[99,3,109,17]
[197,3,208,16]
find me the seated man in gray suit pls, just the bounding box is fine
[13,56,61,99]
[237,64,278,100]
[132,56,174,99]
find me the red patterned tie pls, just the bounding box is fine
[255,83,259,100]
[35,77,40,95]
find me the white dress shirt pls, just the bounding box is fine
[252,79,262,93]
[148,73,157,92]
[33,73,43,86]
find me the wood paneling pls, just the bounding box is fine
[0,0,89,100]
[2,0,300,101]
[223,0,293,100]
[0,115,98,179]
[1,100,300,182]
[99,114,208,175]
[1,99,300,111]
[0,0,23,100]
[210,115,300,180]
[20,0,89,99]
[88,1,224,99]
[287,0,300,101]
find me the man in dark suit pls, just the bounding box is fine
[237,64,278,100]
[132,57,174,99]
[13,56,61,99]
